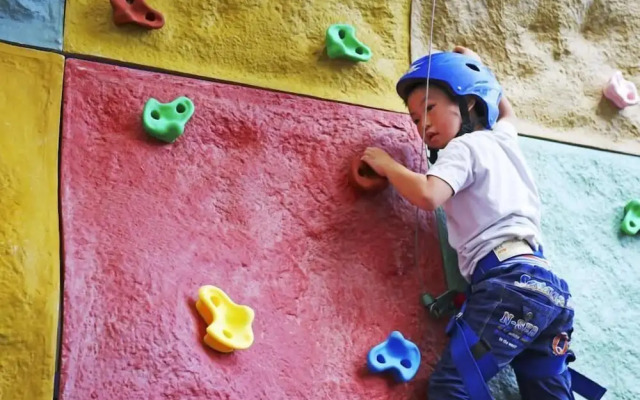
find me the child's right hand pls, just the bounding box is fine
[453,46,482,63]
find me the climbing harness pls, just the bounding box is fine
[447,302,607,400]
[410,1,606,399]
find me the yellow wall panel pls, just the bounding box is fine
[0,43,63,400]
[64,0,410,112]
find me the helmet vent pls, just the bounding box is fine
[466,63,480,72]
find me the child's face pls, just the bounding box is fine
[407,85,462,149]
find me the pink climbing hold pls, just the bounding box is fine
[603,70,638,109]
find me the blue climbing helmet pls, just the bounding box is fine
[396,52,503,130]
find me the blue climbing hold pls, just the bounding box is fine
[367,331,421,383]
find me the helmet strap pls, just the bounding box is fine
[428,149,439,164]
[457,96,475,137]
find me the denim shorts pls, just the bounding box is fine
[429,257,576,400]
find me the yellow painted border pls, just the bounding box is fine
[0,42,63,400]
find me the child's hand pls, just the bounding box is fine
[361,147,396,177]
[453,45,482,63]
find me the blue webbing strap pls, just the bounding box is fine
[447,315,497,400]
[513,353,607,400]
[570,368,607,400]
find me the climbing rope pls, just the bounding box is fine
[413,0,437,299]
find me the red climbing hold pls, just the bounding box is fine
[110,0,164,30]
[348,155,389,194]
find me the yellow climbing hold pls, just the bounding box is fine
[196,286,255,353]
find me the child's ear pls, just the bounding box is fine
[465,95,477,112]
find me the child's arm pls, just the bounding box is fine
[497,93,515,122]
[385,162,453,211]
[453,45,516,122]
[361,148,453,211]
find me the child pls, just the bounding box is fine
[360,47,604,400]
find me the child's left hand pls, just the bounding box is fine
[361,147,396,177]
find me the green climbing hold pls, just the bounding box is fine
[326,24,372,62]
[142,96,195,143]
[621,199,640,235]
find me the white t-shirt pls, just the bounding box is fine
[426,120,543,282]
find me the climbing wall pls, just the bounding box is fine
[58,59,447,400]
[0,42,63,399]
[64,0,410,111]
[0,0,639,399]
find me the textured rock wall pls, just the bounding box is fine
[0,1,636,399]
[0,0,65,49]
[411,0,640,155]
[0,42,63,400]
[64,0,411,112]
[59,59,448,400]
